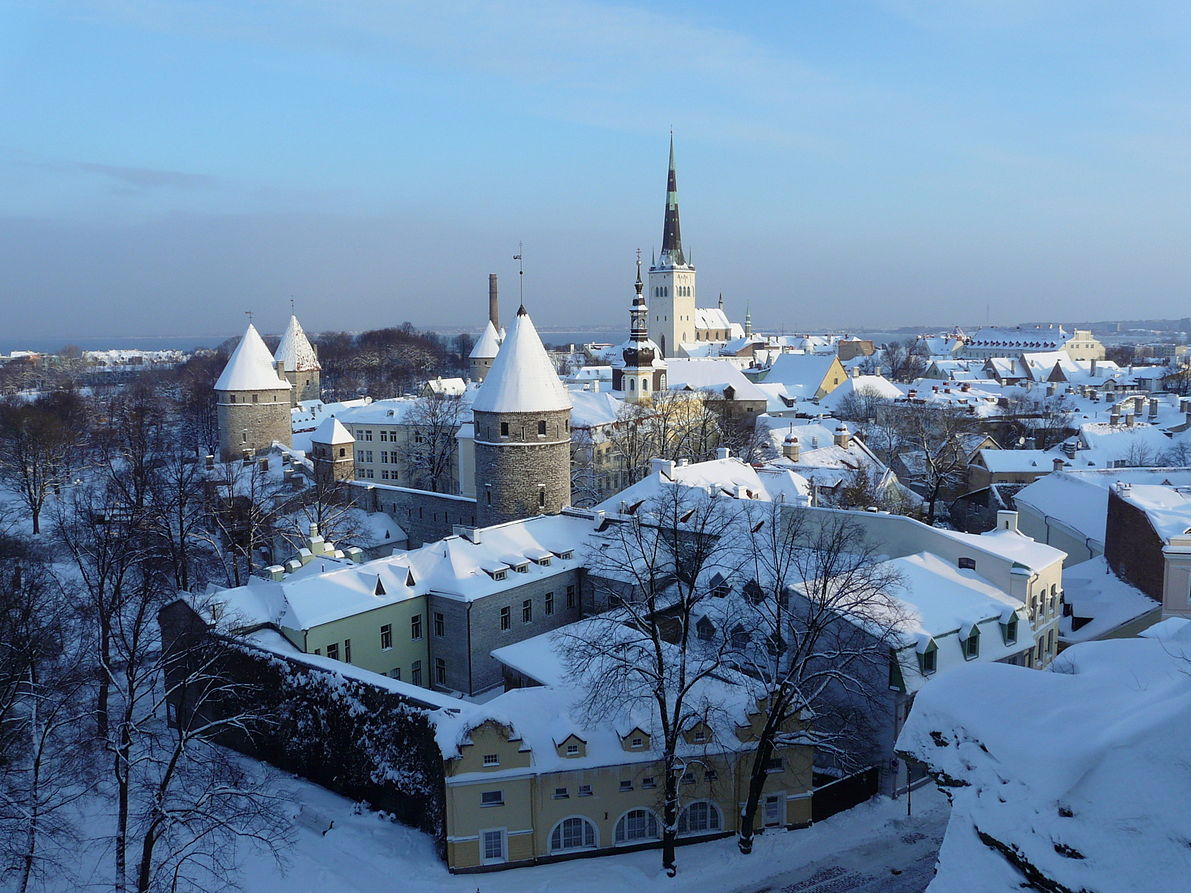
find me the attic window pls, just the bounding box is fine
[1002,615,1019,645]
[630,736,644,749]
[918,640,938,675]
[514,563,528,574]
[492,570,507,582]
[961,627,981,660]
[374,578,386,596]
[958,557,976,571]
[536,557,551,567]
[482,754,499,767]
[692,729,707,743]
[566,743,580,756]
[558,550,573,560]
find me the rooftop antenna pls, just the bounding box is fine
[513,242,524,310]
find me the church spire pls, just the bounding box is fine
[631,249,648,340]
[660,133,686,266]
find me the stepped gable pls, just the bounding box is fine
[214,324,290,392]
[471,307,571,414]
[274,314,321,372]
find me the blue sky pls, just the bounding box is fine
[2,0,1190,341]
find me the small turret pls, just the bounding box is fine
[310,416,355,485]
[783,429,800,462]
[834,422,851,450]
[274,314,321,405]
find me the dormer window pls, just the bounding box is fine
[536,557,551,567]
[961,627,980,660]
[693,728,707,744]
[514,563,528,574]
[918,640,938,675]
[631,737,644,748]
[566,743,579,756]
[493,570,507,582]
[558,550,573,560]
[958,557,976,571]
[1002,615,1019,645]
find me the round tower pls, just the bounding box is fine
[274,313,322,405]
[310,416,355,485]
[469,320,502,383]
[215,323,293,461]
[472,306,572,527]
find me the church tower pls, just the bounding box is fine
[612,253,667,403]
[648,135,697,358]
[215,323,292,461]
[310,416,355,485]
[274,314,321,406]
[472,305,572,527]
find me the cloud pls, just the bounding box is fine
[77,162,215,191]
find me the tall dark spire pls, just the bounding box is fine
[660,133,686,266]
[631,249,647,339]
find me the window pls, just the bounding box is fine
[411,661,422,685]
[641,777,656,789]
[410,614,422,640]
[389,667,400,680]
[704,769,718,782]
[481,829,505,864]
[566,743,580,757]
[435,658,446,685]
[692,728,707,743]
[764,795,782,827]
[514,563,528,574]
[380,624,392,650]
[482,754,499,767]
[549,817,596,853]
[962,627,980,660]
[361,429,373,441]
[765,757,784,773]
[313,648,321,656]
[343,639,352,664]
[958,557,976,570]
[434,612,445,637]
[545,592,554,615]
[553,787,569,799]
[919,641,938,675]
[536,557,551,567]
[538,488,546,508]
[1002,616,1018,646]
[326,643,339,661]
[630,736,644,749]
[578,784,592,797]
[615,809,660,844]
[678,801,723,836]
[566,585,576,609]
[499,607,510,630]
[493,569,506,581]
[252,393,258,403]
[522,599,532,623]
[500,422,509,437]
[681,771,695,784]
[538,420,547,436]
[619,780,633,792]
[480,790,503,807]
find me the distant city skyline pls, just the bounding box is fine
[3,0,1190,339]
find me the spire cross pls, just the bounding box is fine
[245,310,254,325]
[290,297,295,315]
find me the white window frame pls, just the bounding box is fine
[480,827,507,865]
[548,816,598,854]
[613,807,661,845]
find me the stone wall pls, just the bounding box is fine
[367,484,477,547]
[473,408,572,526]
[284,368,321,405]
[216,389,292,460]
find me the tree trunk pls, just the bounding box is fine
[114,724,132,892]
[97,619,111,740]
[662,768,679,877]
[31,506,40,535]
[738,734,777,855]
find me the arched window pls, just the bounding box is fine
[614,808,660,844]
[641,379,648,391]
[677,801,723,836]
[549,816,597,853]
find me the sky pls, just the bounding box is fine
[2,0,1190,342]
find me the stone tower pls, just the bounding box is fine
[469,320,502,383]
[274,314,321,405]
[472,305,572,527]
[612,253,667,403]
[647,135,697,358]
[215,323,293,461]
[310,416,355,485]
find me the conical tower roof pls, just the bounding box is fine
[274,314,321,372]
[312,416,354,445]
[659,134,686,267]
[214,324,291,392]
[469,320,502,359]
[472,307,571,414]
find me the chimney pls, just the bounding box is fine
[488,274,500,329]
[996,510,1020,533]
[783,432,801,462]
[1046,383,1056,397]
[1053,457,1064,471]
[266,565,286,582]
[1090,358,1098,376]
[204,454,215,470]
[1149,399,1159,420]
[1110,406,1120,427]
[276,359,286,380]
[650,457,677,478]
[834,422,851,450]
[850,365,860,379]
[1126,412,1135,428]
[715,447,731,460]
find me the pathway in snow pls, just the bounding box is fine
[740,808,946,893]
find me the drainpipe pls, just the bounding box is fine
[466,601,474,695]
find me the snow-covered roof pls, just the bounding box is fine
[897,622,1191,893]
[665,358,769,402]
[963,325,1069,350]
[1059,556,1159,644]
[1113,482,1191,541]
[568,389,624,428]
[471,308,571,414]
[595,456,811,512]
[693,307,731,331]
[815,375,904,412]
[976,449,1053,474]
[762,353,840,395]
[311,416,354,445]
[214,324,291,392]
[274,314,321,372]
[469,320,501,359]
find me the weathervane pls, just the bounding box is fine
[513,242,525,308]
[245,310,254,325]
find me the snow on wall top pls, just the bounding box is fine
[214,324,291,392]
[311,416,354,445]
[897,622,1191,893]
[469,320,502,359]
[274,314,321,372]
[471,309,571,414]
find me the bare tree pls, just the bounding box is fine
[728,506,906,853]
[205,458,287,587]
[892,405,971,523]
[0,396,82,534]
[562,484,743,876]
[882,339,928,383]
[405,393,464,493]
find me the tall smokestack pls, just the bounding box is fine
[488,274,499,329]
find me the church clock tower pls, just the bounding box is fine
[648,134,696,358]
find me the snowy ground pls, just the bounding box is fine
[226,770,948,893]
